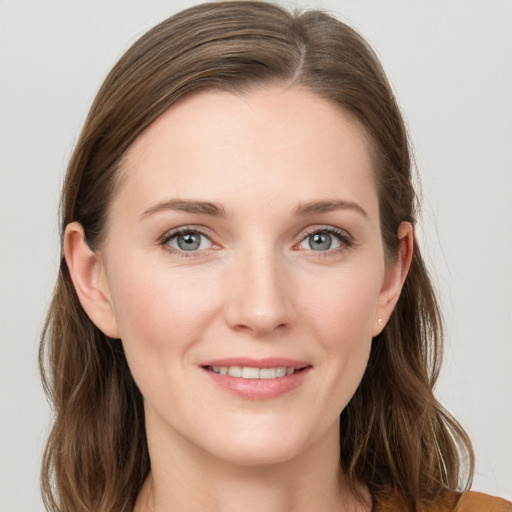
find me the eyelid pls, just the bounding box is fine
[300,225,353,239]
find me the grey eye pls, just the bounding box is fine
[310,233,332,251]
[299,231,342,252]
[168,231,211,251]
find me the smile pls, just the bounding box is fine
[200,359,311,400]
[205,366,297,379]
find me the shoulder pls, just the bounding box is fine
[375,488,512,512]
[456,491,512,512]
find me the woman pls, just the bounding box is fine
[39,2,511,511]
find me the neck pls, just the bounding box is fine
[134,414,371,512]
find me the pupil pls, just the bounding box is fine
[310,233,331,251]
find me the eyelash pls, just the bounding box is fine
[159,226,354,258]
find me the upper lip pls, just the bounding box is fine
[200,357,311,369]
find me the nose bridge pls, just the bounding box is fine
[223,241,295,336]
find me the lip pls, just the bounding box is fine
[199,357,312,400]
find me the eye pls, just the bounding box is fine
[297,227,352,253]
[163,228,213,253]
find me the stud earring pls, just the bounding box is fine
[377,318,384,325]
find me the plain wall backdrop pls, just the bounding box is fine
[1,1,511,510]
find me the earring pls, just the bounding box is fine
[377,318,384,325]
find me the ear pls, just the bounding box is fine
[63,222,120,338]
[372,222,414,337]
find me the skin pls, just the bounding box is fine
[64,86,413,512]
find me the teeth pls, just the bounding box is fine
[228,366,242,377]
[259,368,278,379]
[242,367,259,379]
[209,366,297,379]
[276,367,286,377]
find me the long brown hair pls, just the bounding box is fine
[40,2,474,511]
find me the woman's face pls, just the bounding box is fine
[80,87,408,466]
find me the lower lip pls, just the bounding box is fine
[201,367,311,400]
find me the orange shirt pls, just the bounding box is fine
[457,491,512,512]
[375,489,512,511]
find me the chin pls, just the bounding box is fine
[213,442,303,467]
[199,418,315,467]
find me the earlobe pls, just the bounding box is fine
[372,222,414,337]
[63,222,120,338]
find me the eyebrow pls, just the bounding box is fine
[292,199,368,218]
[140,199,227,220]
[140,198,367,220]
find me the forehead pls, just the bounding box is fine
[114,86,377,219]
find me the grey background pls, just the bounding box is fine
[1,0,511,510]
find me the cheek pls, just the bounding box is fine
[300,267,381,398]
[302,266,382,343]
[106,260,224,407]
[107,258,220,358]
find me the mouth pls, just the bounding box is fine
[200,358,312,400]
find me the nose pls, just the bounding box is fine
[223,248,296,337]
